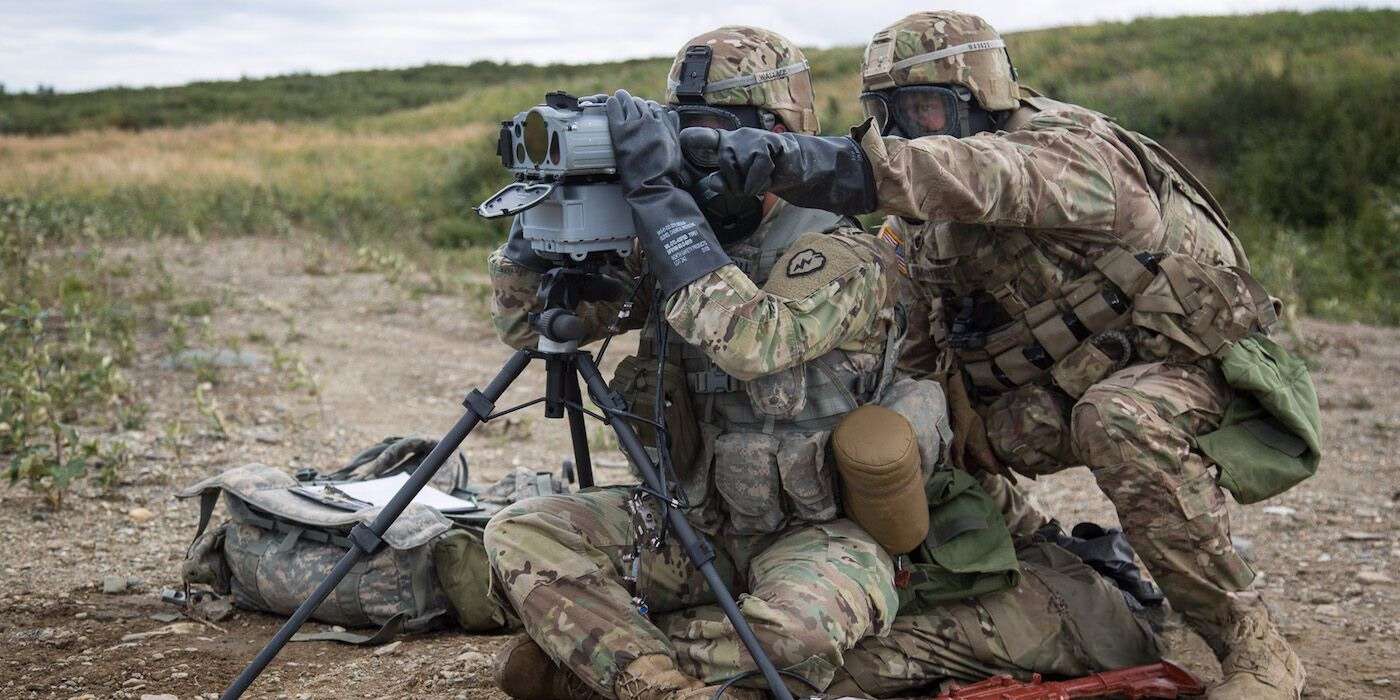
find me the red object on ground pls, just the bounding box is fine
[933,661,1206,699]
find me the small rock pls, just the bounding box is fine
[149,612,181,623]
[1308,592,1337,604]
[102,576,128,595]
[455,650,491,667]
[247,427,282,445]
[1261,505,1296,517]
[1341,531,1387,542]
[121,622,203,642]
[1373,678,1393,687]
[1357,570,1394,585]
[194,599,235,622]
[140,695,178,700]
[1233,536,1254,561]
[373,640,403,657]
[1314,604,1343,617]
[127,507,156,524]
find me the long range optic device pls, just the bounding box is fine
[476,91,638,259]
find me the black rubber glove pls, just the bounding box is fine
[1038,522,1166,607]
[606,90,731,299]
[500,218,553,274]
[679,126,878,215]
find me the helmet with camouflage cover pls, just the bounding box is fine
[861,11,1019,111]
[665,26,819,134]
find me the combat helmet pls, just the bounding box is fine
[665,26,819,135]
[861,11,1018,111]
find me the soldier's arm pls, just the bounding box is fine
[855,112,1145,232]
[662,230,891,381]
[486,246,647,350]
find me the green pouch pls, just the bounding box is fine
[1197,334,1321,504]
[433,528,513,633]
[898,468,1020,612]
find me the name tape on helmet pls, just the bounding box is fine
[888,39,1006,75]
[667,60,810,94]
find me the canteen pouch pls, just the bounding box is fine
[1196,334,1321,503]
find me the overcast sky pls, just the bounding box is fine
[2,0,1391,93]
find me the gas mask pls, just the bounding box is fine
[670,45,786,244]
[859,84,999,139]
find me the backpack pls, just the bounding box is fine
[177,438,566,642]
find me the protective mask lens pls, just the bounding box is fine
[892,86,961,138]
[859,93,890,134]
[676,106,743,131]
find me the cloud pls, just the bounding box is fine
[0,0,1385,92]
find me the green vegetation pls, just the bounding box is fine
[1,201,142,507]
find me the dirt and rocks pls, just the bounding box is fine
[1,237,1396,699]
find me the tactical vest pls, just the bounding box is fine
[638,204,896,536]
[892,91,1276,400]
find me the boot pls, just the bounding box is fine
[672,686,769,700]
[1207,595,1305,699]
[493,634,601,700]
[613,654,705,700]
[612,653,788,700]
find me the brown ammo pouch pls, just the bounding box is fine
[608,352,701,477]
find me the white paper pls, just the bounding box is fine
[310,473,478,513]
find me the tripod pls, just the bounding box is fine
[222,265,797,700]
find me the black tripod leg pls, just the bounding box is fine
[221,349,534,700]
[563,364,593,488]
[574,354,795,700]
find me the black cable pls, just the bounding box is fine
[711,669,821,699]
[595,268,647,365]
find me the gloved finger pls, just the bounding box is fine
[629,95,652,121]
[577,93,609,104]
[610,89,637,120]
[715,141,751,195]
[742,154,775,197]
[700,172,728,196]
[605,92,626,123]
[679,127,721,170]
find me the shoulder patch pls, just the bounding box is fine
[765,232,871,301]
[786,248,826,277]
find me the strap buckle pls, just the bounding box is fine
[688,365,739,394]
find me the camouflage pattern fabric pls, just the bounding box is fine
[862,11,1020,110]
[484,487,897,695]
[858,83,1271,652]
[665,26,819,134]
[1071,361,1255,639]
[663,232,895,381]
[487,244,647,350]
[833,542,1160,697]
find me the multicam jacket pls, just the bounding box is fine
[864,87,1274,400]
[488,201,904,535]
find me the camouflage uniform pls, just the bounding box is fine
[858,12,1295,689]
[834,542,1160,697]
[487,188,905,695]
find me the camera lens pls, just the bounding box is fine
[524,109,550,166]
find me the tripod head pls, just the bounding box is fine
[530,254,631,349]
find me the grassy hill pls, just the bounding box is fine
[1,9,1396,322]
